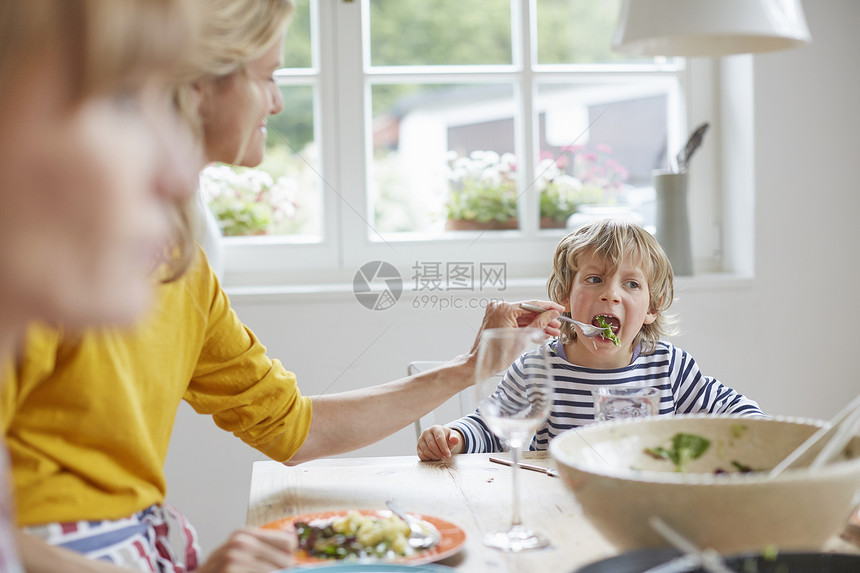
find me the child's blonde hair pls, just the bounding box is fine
[547,219,677,354]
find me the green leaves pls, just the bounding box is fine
[595,315,621,346]
[645,432,711,472]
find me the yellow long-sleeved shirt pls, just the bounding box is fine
[1,248,312,526]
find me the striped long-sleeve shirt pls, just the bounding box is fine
[449,340,764,454]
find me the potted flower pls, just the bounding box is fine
[200,164,298,236]
[445,150,518,230]
[537,144,630,228]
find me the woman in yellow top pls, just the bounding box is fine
[3,0,565,571]
[0,0,201,571]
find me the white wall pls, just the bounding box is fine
[164,0,860,558]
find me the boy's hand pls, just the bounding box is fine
[418,425,463,461]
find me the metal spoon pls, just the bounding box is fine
[648,517,734,573]
[385,500,441,550]
[519,303,607,338]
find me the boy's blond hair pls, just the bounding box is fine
[547,219,677,354]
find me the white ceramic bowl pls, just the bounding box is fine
[549,415,860,553]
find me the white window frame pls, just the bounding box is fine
[220,0,733,290]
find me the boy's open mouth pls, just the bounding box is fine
[592,314,620,335]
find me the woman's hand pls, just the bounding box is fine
[469,299,563,354]
[196,527,296,573]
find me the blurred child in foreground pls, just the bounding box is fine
[0,0,202,570]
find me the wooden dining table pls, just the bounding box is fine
[247,452,859,572]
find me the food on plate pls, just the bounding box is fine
[295,510,426,560]
[595,315,621,346]
[644,432,710,472]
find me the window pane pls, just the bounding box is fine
[535,80,675,230]
[370,83,518,235]
[369,0,512,67]
[202,85,322,240]
[283,0,312,69]
[535,0,659,65]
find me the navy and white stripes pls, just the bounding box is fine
[449,340,764,454]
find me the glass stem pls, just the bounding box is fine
[510,443,522,529]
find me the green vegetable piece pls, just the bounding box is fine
[594,315,621,346]
[644,432,711,472]
[731,460,754,473]
[672,433,710,470]
[644,446,673,462]
[730,423,747,439]
[762,544,779,561]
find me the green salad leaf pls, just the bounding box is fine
[644,432,711,472]
[594,315,621,346]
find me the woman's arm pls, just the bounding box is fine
[287,300,562,464]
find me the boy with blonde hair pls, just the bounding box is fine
[418,219,763,460]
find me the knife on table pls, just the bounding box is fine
[489,456,559,478]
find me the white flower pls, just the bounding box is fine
[554,174,583,193]
[480,166,502,188]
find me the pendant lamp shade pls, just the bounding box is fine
[612,0,811,57]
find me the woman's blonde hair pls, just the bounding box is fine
[547,219,678,354]
[176,0,294,156]
[165,0,295,281]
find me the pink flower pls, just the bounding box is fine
[562,144,586,154]
[586,166,606,180]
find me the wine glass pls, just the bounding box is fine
[473,327,554,552]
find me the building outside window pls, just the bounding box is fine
[204,0,722,288]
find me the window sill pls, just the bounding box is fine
[224,271,754,305]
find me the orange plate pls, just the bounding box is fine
[262,509,466,566]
